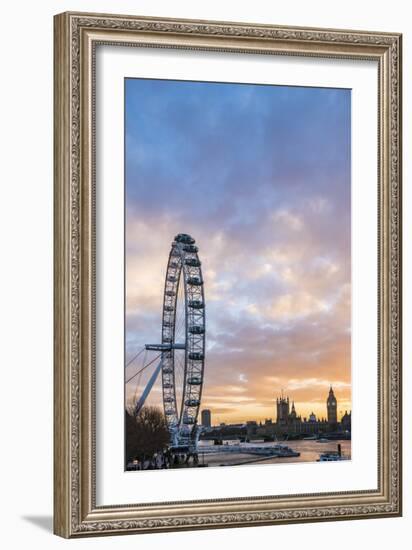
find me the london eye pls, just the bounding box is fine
[125,233,206,449]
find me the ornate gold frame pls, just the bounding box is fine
[53,11,402,538]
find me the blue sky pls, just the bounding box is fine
[125,78,351,423]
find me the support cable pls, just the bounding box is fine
[125,353,162,384]
[125,347,145,368]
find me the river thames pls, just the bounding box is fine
[197,439,351,467]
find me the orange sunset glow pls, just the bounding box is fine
[125,79,351,425]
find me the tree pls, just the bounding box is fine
[125,406,169,464]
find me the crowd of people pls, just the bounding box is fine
[127,449,200,470]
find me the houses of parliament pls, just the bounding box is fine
[248,386,351,440]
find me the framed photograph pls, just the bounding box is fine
[53,12,402,537]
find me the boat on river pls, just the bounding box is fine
[317,443,349,462]
[317,452,350,462]
[199,442,300,458]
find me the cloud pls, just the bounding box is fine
[267,292,329,320]
[124,79,351,422]
[272,209,304,231]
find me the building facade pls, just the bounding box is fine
[201,409,211,428]
[250,386,350,440]
[276,395,290,424]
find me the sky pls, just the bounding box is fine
[125,78,351,425]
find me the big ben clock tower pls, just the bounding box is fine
[327,386,338,426]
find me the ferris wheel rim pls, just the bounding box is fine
[160,234,205,442]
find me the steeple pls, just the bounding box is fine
[327,386,337,425]
[290,400,297,420]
